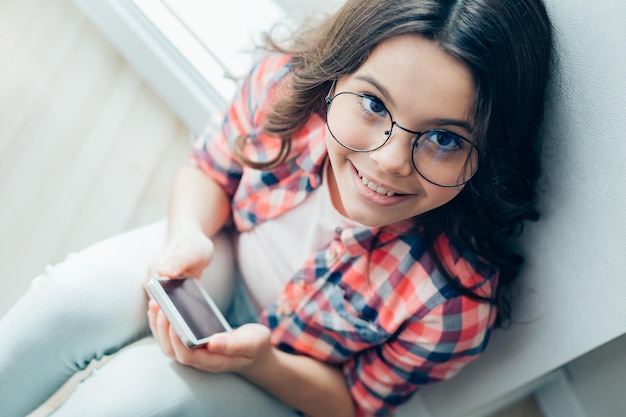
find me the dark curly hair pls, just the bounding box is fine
[236,0,555,326]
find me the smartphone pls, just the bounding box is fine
[147,276,232,348]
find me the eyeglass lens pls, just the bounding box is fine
[326,92,477,187]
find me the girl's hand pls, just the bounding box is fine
[147,300,272,373]
[148,229,215,280]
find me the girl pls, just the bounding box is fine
[0,0,554,416]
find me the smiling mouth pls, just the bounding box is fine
[358,171,397,196]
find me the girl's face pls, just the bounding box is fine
[325,34,476,228]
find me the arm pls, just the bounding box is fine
[167,163,230,240]
[237,341,356,417]
[149,164,231,279]
[148,307,356,417]
[148,53,353,414]
[150,53,288,278]
[158,51,292,268]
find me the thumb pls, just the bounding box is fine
[154,259,182,277]
[208,324,270,357]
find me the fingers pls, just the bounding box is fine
[154,250,185,277]
[168,325,202,367]
[148,301,176,358]
[147,305,270,373]
[148,315,270,373]
[147,300,158,335]
[149,235,215,280]
[169,333,245,373]
[157,311,175,357]
[151,250,185,279]
[206,324,271,358]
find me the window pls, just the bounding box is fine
[74,0,289,132]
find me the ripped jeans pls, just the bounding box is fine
[0,220,298,417]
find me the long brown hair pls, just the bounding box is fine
[237,0,554,327]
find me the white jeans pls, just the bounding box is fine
[0,220,297,417]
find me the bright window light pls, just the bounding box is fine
[132,0,287,101]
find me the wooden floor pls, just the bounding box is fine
[0,0,189,318]
[0,1,544,416]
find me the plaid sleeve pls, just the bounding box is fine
[189,52,293,197]
[343,295,495,417]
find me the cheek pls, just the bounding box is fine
[423,183,465,208]
[325,128,341,154]
[325,130,352,165]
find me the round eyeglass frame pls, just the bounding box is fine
[324,82,479,188]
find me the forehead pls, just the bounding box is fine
[342,35,476,131]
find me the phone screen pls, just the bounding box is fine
[158,278,228,340]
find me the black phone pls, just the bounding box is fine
[147,276,232,348]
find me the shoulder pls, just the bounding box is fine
[433,233,499,298]
[378,230,498,316]
[251,51,294,79]
[242,51,294,109]
[392,232,498,344]
[390,230,498,287]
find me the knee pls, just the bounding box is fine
[22,252,148,340]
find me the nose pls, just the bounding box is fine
[368,128,414,176]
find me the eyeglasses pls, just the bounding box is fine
[325,82,479,187]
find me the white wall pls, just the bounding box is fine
[272,0,344,21]
[540,1,626,414]
[401,0,626,415]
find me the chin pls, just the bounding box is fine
[343,206,400,228]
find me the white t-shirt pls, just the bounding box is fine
[236,161,361,311]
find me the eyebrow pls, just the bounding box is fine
[352,74,475,136]
[353,74,395,107]
[426,118,474,136]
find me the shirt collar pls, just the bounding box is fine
[333,220,416,258]
[294,113,327,189]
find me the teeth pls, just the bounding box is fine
[359,174,395,196]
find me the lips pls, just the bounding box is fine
[359,175,395,196]
[357,170,403,196]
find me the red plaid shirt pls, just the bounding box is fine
[191,52,498,417]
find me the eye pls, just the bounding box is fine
[423,130,464,151]
[360,94,388,118]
